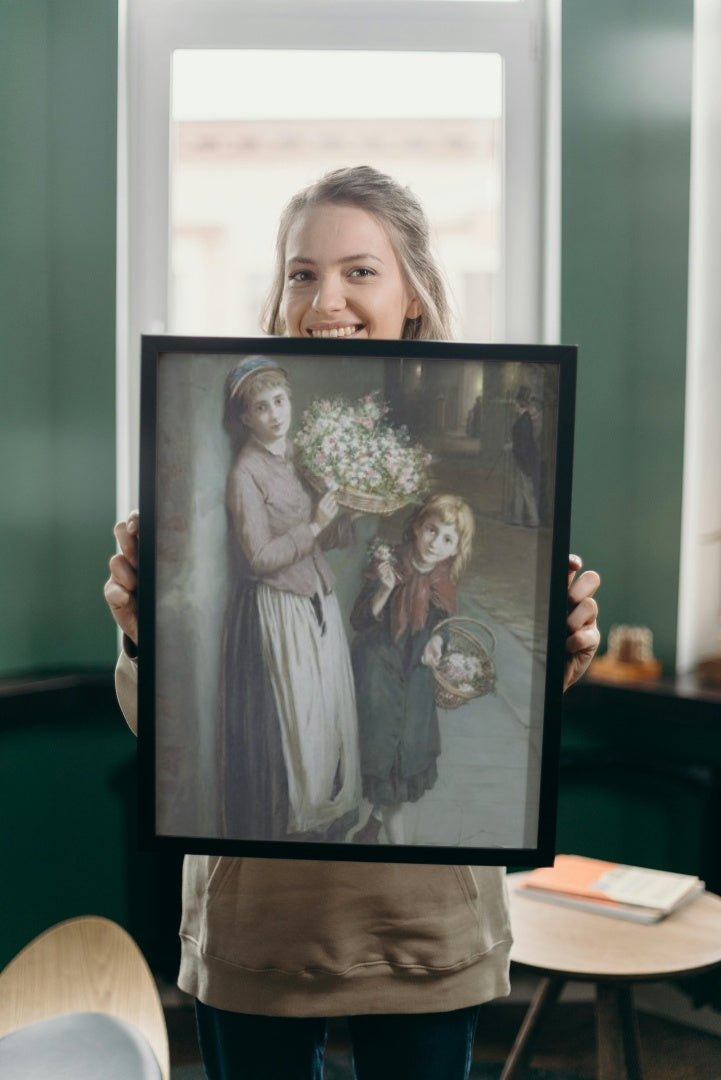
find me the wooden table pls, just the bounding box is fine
[503,873,721,1080]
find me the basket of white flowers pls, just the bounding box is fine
[295,393,431,515]
[432,617,497,709]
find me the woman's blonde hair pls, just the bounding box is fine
[262,165,454,341]
[404,493,475,582]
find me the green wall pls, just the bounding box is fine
[0,2,694,674]
[562,0,693,669]
[0,0,135,969]
[0,681,183,973]
[0,0,118,675]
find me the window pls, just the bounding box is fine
[118,0,556,509]
[170,49,504,341]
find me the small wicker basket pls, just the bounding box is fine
[299,465,415,516]
[433,616,497,710]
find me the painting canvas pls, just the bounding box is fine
[137,336,576,865]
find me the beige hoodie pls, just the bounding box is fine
[116,651,512,1016]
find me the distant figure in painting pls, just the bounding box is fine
[350,493,475,844]
[509,384,541,527]
[466,395,482,438]
[221,354,360,841]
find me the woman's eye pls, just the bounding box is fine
[288,269,313,283]
[349,267,375,279]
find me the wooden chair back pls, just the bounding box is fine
[0,915,169,1080]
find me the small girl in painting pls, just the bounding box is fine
[349,493,475,844]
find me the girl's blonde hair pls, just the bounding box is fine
[223,367,291,452]
[262,165,454,341]
[404,493,475,582]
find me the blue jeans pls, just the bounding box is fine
[195,1000,481,1080]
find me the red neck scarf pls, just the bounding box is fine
[389,542,457,642]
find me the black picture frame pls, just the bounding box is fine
[138,335,576,865]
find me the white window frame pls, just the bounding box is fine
[116,0,558,511]
[676,0,721,675]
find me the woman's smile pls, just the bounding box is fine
[307,323,364,339]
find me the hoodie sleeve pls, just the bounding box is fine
[115,646,139,736]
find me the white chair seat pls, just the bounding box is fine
[0,917,169,1079]
[0,1011,162,1079]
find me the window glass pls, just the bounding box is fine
[170,50,503,341]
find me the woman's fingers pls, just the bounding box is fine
[567,552,583,588]
[103,573,139,643]
[563,558,601,690]
[568,570,601,619]
[105,512,140,645]
[107,551,137,592]
[113,512,139,567]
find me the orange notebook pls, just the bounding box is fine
[517,855,704,923]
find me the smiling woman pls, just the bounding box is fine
[282,205,421,340]
[263,166,451,341]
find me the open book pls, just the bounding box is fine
[516,854,705,923]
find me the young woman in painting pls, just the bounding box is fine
[220,356,360,841]
[350,493,475,845]
[105,166,601,1080]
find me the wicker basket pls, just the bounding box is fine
[299,465,414,516]
[433,616,497,710]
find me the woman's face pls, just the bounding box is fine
[281,203,421,340]
[242,384,291,446]
[412,515,459,568]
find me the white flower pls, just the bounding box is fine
[296,392,430,505]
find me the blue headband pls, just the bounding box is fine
[227,354,286,397]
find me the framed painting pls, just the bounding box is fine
[137,335,576,865]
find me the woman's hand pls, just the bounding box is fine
[564,554,601,691]
[421,634,444,669]
[313,491,339,531]
[103,510,139,646]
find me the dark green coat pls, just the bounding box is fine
[350,550,454,803]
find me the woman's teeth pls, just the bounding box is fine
[310,325,360,338]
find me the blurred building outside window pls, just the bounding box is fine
[170,49,503,342]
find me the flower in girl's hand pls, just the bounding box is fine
[368,538,395,567]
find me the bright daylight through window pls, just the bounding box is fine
[170,50,503,343]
